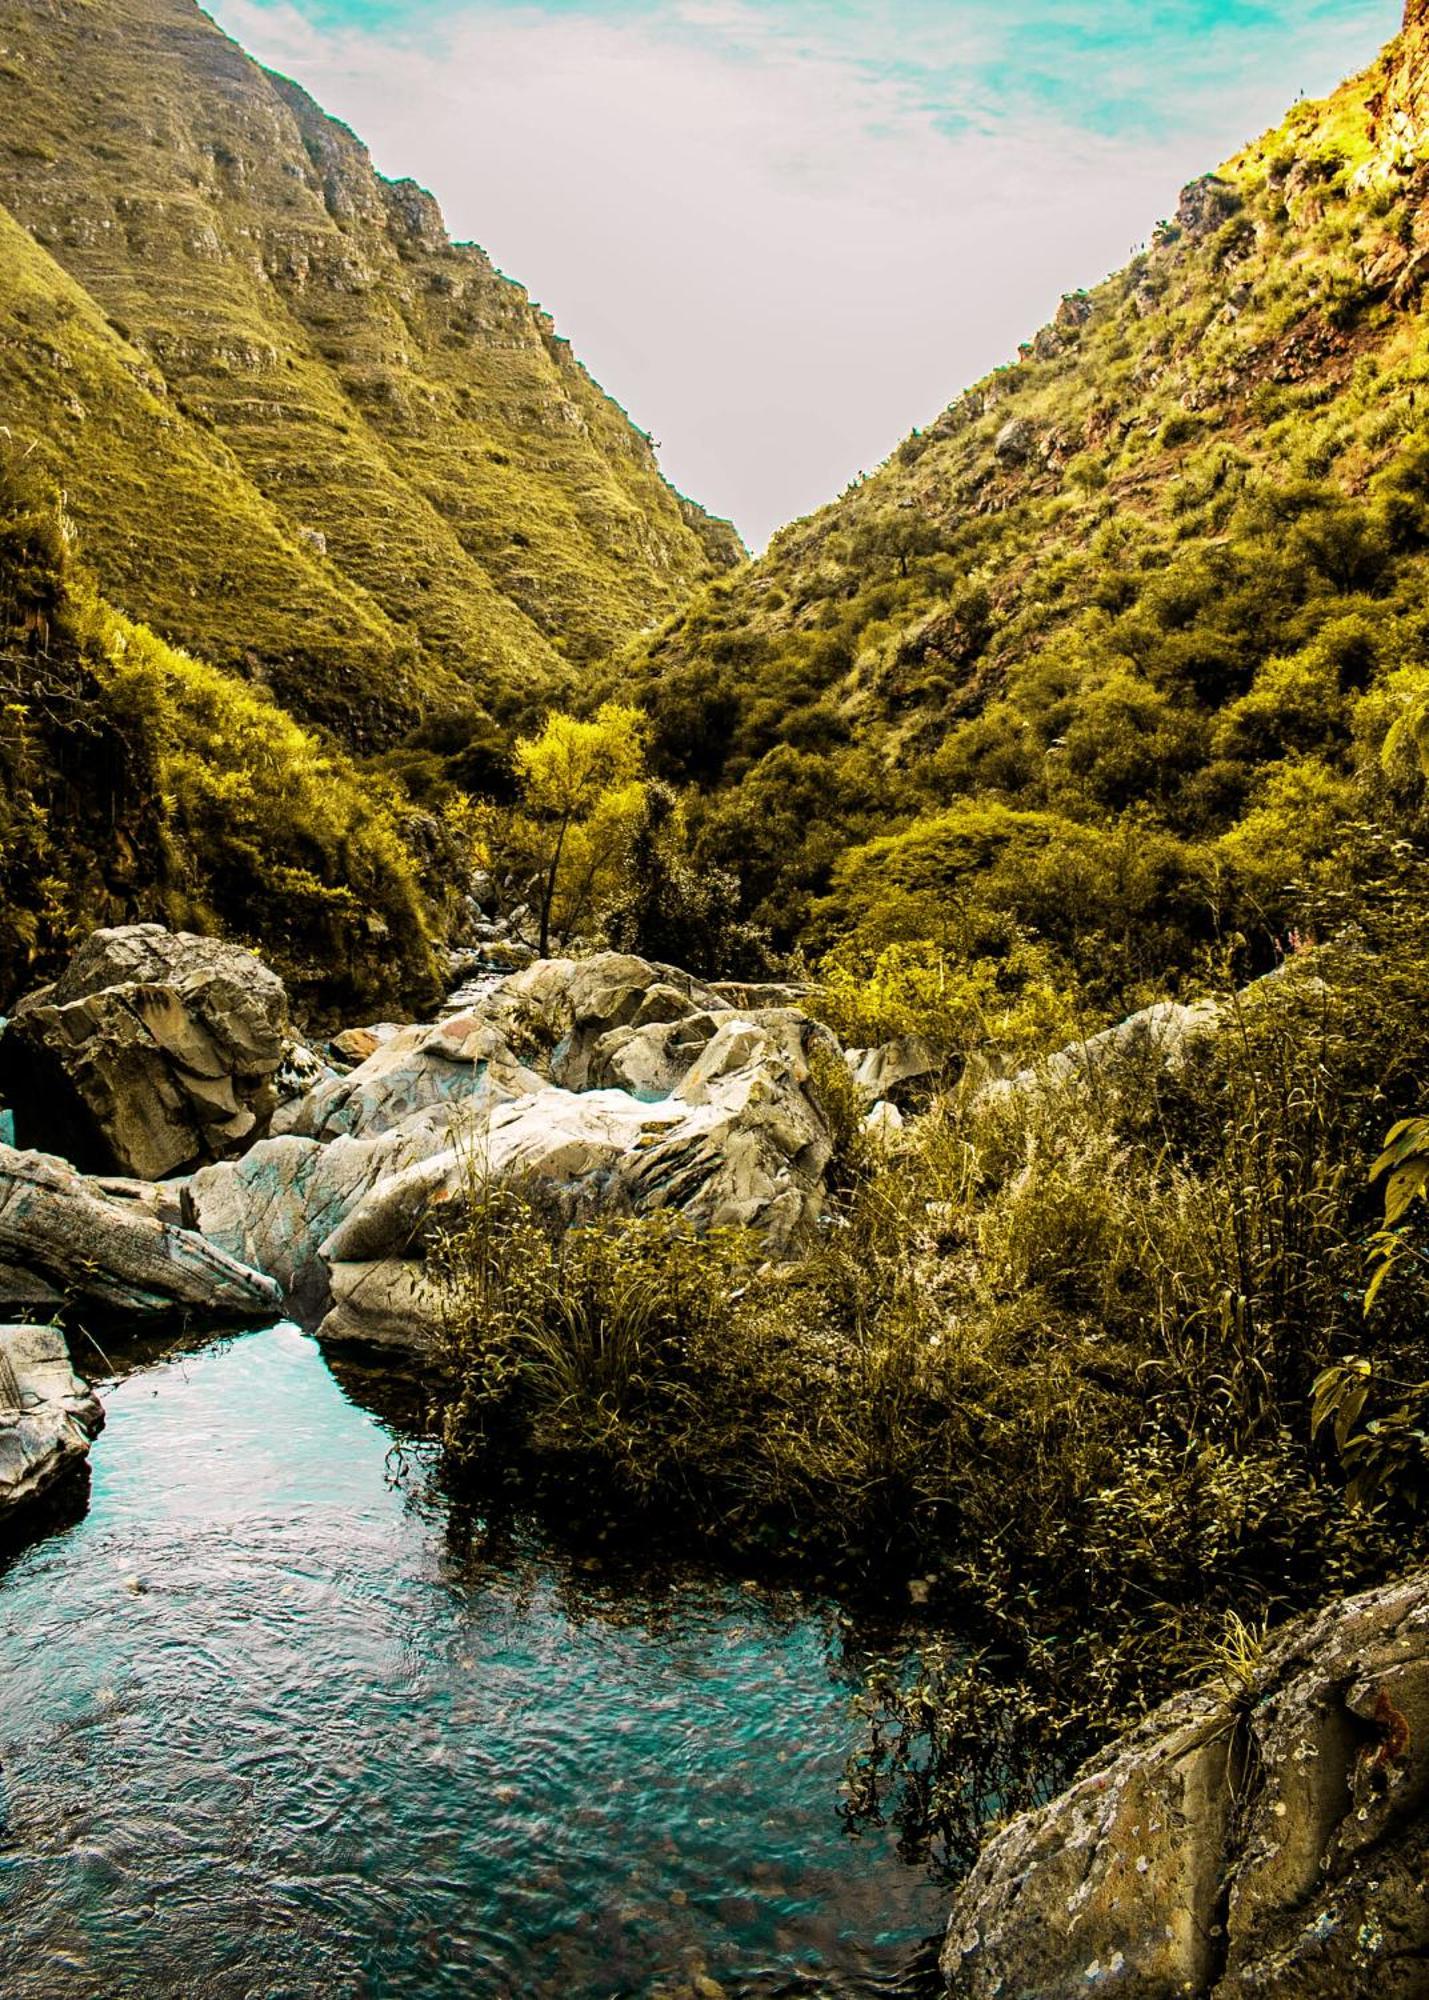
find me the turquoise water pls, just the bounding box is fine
[0,1325,943,1998]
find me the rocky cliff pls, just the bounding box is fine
[0,0,742,743]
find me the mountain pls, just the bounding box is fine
[627,1,1429,1018]
[0,0,741,746]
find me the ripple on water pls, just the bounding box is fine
[0,1324,943,1999]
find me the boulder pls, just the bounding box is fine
[977,996,1222,1110]
[328,1023,403,1070]
[485,952,730,1091]
[994,417,1037,464]
[943,1566,1429,1999]
[279,953,728,1143]
[1175,172,1241,240]
[978,964,1327,1113]
[0,1323,103,1515]
[184,1113,461,1322]
[584,1009,725,1099]
[845,1035,938,1107]
[0,1144,281,1325]
[315,1007,834,1348]
[275,1013,547,1142]
[0,925,288,1179]
[863,1100,905,1146]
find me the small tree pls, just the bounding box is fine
[513,703,647,954]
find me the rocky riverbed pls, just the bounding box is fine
[4,922,1428,1999]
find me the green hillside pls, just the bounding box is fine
[0,0,741,746]
[627,0,1429,1030]
[0,457,452,1016]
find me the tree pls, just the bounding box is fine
[512,703,647,954]
[604,780,766,977]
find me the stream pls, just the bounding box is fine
[0,1323,944,1998]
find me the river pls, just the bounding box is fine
[0,1323,944,1998]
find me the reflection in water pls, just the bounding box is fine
[0,1325,943,1998]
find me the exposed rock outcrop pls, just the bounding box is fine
[0,1323,103,1516]
[943,1566,1429,1999]
[0,1144,281,1325]
[190,952,837,1349]
[0,926,288,1179]
[978,995,1222,1107]
[844,1036,938,1108]
[1366,1,1429,175]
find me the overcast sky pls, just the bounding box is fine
[210,0,1401,547]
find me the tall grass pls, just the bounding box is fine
[429,921,1429,1870]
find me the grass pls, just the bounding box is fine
[0,0,740,749]
[429,905,1429,1873]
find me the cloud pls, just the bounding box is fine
[211,0,1399,545]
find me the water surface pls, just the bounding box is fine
[0,1325,942,1998]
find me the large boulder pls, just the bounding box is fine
[0,1144,281,1325]
[0,1323,103,1516]
[316,1009,834,1347]
[0,925,289,1179]
[184,1112,463,1323]
[943,1566,1429,1999]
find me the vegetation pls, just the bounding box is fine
[12,0,1429,1912]
[0,0,739,752]
[0,457,451,1015]
[431,899,1429,1870]
[422,8,1429,1880]
[503,703,648,955]
[616,23,1429,1043]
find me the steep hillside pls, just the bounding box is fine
[0,460,451,1016]
[0,0,741,744]
[629,1,1429,1018]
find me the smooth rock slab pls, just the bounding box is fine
[0,1144,281,1325]
[0,1324,103,1515]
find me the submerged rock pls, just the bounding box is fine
[0,1144,281,1325]
[943,1565,1429,1999]
[0,1323,103,1515]
[0,924,288,1179]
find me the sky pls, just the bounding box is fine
[209,0,1402,547]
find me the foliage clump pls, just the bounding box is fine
[0,461,449,1015]
[429,902,1429,1874]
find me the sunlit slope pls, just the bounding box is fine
[0,204,438,738]
[0,0,741,743]
[626,2,1429,963]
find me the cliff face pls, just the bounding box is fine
[0,0,741,742]
[1368,0,1429,169]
